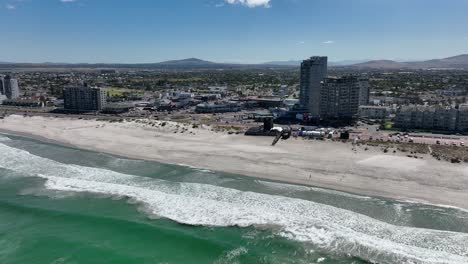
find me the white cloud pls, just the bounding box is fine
[298,41,305,45]
[226,0,271,8]
[6,4,16,9]
[322,40,335,44]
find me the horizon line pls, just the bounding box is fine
[1,53,467,65]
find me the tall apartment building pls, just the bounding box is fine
[320,76,361,120]
[63,86,107,111]
[0,75,20,99]
[358,77,370,105]
[0,76,4,95]
[299,56,328,118]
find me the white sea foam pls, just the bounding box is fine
[1,142,468,264]
[397,199,468,214]
[214,247,248,264]
[0,135,12,142]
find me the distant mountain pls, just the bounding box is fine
[349,60,407,69]
[407,54,468,69]
[2,55,468,70]
[264,59,369,66]
[264,60,301,66]
[158,58,216,66]
[0,58,294,70]
[347,55,468,70]
[330,59,370,66]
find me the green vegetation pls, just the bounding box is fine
[431,145,468,163]
[383,121,393,130]
[361,140,468,163]
[170,115,187,120]
[229,126,243,131]
[106,88,144,97]
[200,117,214,122]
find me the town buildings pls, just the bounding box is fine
[358,77,370,106]
[394,105,460,131]
[320,76,361,120]
[2,99,42,107]
[299,56,328,118]
[0,77,3,97]
[458,104,468,132]
[165,90,194,100]
[299,57,370,122]
[63,85,107,111]
[195,103,240,113]
[358,105,390,120]
[0,75,20,99]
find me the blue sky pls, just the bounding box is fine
[0,0,467,63]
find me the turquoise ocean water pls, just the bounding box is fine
[1,134,468,264]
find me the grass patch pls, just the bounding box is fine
[106,88,144,97]
[170,115,187,120]
[383,121,393,130]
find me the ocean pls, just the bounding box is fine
[0,134,468,264]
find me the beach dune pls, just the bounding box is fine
[1,115,468,210]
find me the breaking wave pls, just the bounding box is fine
[0,140,467,264]
[0,136,12,142]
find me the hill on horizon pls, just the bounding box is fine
[158,58,217,65]
[347,54,468,70]
[1,55,468,70]
[263,59,368,66]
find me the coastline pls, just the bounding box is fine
[2,114,468,210]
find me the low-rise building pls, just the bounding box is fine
[102,103,134,114]
[283,98,299,108]
[208,86,228,96]
[457,104,468,132]
[434,107,458,131]
[195,94,222,101]
[251,98,283,108]
[394,105,458,131]
[165,90,194,100]
[437,88,465,97]
[195,103,240,113]
[358,106,390,120]
[2,99,42,107]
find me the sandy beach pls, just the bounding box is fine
[1,114,468,210]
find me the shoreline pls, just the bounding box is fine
[6,131,468,216]
[1,115,468,210]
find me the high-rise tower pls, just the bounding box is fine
[299,56,328,118]
[2,75,20,99]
